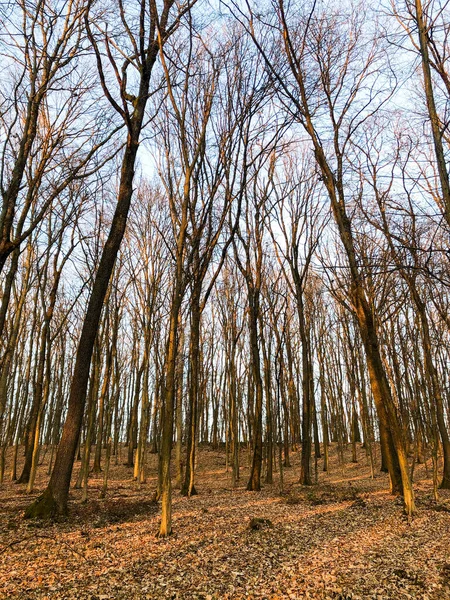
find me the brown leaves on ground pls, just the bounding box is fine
[0,445,449,599]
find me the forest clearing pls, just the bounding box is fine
[1,444,449,600]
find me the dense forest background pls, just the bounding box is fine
[0,0,449,551]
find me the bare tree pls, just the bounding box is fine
[268,151,326,485]
[25,0,194,518]
[390,0,450,227]
[231,0,416,514]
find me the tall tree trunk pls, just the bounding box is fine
[297,293,313,486]
[158,290,183,537]
[414,0,450,227]
[181,284,201,497]
[260,324,273,484]
[24,134,142,518]
[246,288,264,491]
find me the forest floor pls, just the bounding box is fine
[0,444,449,600]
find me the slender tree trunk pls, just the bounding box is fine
[182,285,201,497]
[260,325,273,484]
[414,0,450,227]
[246,288,264,491]
[158,290,183,537]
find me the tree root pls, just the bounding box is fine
[24,489,61,519]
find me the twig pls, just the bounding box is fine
[0,533,87,560]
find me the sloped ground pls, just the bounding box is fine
[0,444,449,599]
